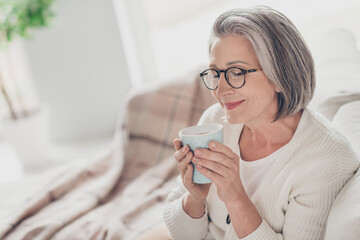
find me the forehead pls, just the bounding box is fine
[209,35,259,67]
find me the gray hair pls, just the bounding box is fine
[209,6,315,121]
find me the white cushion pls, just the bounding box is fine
[310,29,360,120]
[324,101,360,240]
[324,171,360,240]
[333,101,360,157]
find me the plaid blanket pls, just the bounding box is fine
[0,67,215,240]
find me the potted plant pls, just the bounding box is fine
[0,0,55,119]
[0,0,55,171]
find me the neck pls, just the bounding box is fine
[242,111,303,148]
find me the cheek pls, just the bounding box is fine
[211,90,216,99]
[248,91,275,108]
[247,80,277,102]
[248,92,267,103]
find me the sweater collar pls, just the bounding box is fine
[249,108,311,203]
[220,108,311,203]
[219,108,311,203]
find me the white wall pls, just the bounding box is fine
[23,0,131,141]
[142,0,360,82]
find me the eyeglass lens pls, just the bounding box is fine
[202,68,245,89]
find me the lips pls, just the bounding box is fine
[224,100,244,110]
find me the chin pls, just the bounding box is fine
[224,112,243,124]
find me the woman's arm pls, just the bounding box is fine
[163,104,220,240]
[163,177,209,240]
[194,141,262,238]
[183,192,207,218]
[224,176,353,240]
[225,195,262,238]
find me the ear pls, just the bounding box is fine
[275,88,281,93]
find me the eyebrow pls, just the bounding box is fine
[210,60,250,68]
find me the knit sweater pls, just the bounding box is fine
[163,103,359,240]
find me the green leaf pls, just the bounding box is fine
[0,0,55,46]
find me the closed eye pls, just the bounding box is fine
[233,72,244,76]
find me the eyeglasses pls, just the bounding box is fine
[199,67,259,90]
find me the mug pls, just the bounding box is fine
[179,124,223,184]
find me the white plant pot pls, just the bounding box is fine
[0,104,51,171]
[0,141,24,182]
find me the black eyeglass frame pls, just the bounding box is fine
[199,67,258,90]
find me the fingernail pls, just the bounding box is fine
[195,149,201,156]
[193,157,199,162]
[211,142,216,148]
[182,146,187,152]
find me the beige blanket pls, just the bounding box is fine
[0,68,215,240]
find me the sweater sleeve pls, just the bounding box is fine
[163,176,209,240]
[225,173,356,240]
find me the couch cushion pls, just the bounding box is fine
[333,101,360,157]
[324,170,360,240]
[324,101,360,240]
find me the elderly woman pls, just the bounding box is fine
[136,5,359,240]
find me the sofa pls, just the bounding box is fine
[324,101,360,239]
[304,28,360,239]
[0,28,359,239]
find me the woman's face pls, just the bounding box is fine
[209,35,279,125]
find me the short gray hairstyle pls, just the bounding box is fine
[209,6,315,121]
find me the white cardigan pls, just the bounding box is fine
[163,103,359,240]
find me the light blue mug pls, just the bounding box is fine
[179,124,223,184]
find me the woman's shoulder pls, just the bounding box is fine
[305,108,357,153]
[198,103,225,125]
[293,107,359,182]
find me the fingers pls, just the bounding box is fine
[193,147,237,169]
[194,157,227,177]
[174,139,191,163]
[173,138,194,182]
[196,164,221,184]
[178,151,193,174]
[173,138,182,151]
[208,141,238,160]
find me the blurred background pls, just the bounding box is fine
[0,0,360,181]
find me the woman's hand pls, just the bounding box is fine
[193,140,245,204]
[173,139,211,202]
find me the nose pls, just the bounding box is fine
[215,72,233,97]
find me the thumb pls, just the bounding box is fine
[184,163,194,184]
